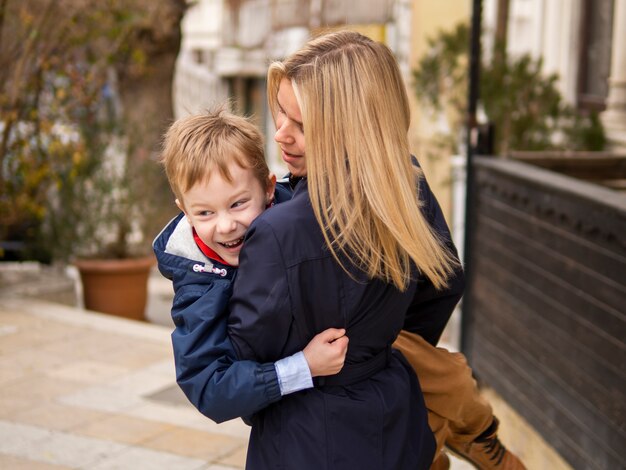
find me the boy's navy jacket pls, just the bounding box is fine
[152,182,293,423]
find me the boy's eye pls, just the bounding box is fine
[197,210,213,217]
[232,199,249,208]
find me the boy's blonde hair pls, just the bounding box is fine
[268,30,458,291]
[160,107,270,204]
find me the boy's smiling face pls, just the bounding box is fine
[178,162,275,266]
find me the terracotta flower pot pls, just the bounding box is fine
[74,256,155,321]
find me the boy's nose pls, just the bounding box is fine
[216,215,236,233]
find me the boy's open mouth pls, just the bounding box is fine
[219,237,244,249]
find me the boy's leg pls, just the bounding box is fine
[393,330,526,470]
[393,330,493,455]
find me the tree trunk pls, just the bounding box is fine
[494,0,510,66]
[116,0,186,156]
[114,0,187,241]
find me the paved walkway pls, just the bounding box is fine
[0,298,249,470]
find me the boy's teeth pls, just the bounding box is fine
[222,237,243,248]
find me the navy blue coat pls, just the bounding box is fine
[228,176,464,470]
[153,183,293,423]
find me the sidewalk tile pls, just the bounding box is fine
[0,454,71,470]
[73,414,174,445]
[8,403,110,432]
[0,421,53,455]
[141,359,176,376]
[215,443,248,468]
[107,367,174,397]
[0,310,51,329]
[0,348,68,373]
[59,385,144,413]
[0,393,35,418]
[88,446,208,470]
[2,375,86,403]
[103,342,171,369]
[36,333,126,359]
[0,324,69,355]
[47,361,131,384]
[142,426,245,461]
[31,430,127,468]
[127,401,218,433]
[0,362,28,387]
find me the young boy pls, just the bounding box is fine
[154,108,524,469]
[153,108,349,423]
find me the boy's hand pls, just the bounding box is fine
[303,328,349,377]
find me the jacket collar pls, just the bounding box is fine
[288,174,305,190]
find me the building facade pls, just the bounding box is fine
[483,0,626,151]
[174,0,413,175]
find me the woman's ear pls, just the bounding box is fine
[266,173,277,204]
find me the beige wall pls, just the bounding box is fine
[408,0,470,222]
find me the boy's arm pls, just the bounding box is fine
[170,279,281,423]
[170,279,346,422]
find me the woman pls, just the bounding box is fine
[227,31,462,469]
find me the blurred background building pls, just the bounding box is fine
[173,0,473,221]
[174,0,414,176]
[483,0,625,151]
[174,0,626,217]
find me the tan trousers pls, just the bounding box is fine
[393,330,493,456]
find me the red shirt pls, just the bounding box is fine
[191,201,274,267]
[192,228,231,266]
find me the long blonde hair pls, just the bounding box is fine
[268,31,458,291]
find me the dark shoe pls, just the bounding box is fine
[430,451,450,470]
[446,418,526,470]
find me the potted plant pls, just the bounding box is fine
[44,53,186,319]
[42,100,168,320]
[67,138,161,321]
[411,22,605,157]
[0,1,184,320]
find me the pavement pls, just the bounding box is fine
[0,297,250,469]
[0,263,474,470]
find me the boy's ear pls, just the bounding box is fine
[266,173,277,204]
[175,198,184,212]
[175,199,192,225]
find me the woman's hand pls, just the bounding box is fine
[303,328,349,377]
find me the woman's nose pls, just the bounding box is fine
[274,121,294,145]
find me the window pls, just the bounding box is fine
[578,0,614,111]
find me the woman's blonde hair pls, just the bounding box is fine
[268,30,458,291]
[160,106,269,204]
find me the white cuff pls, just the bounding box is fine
[275,351,314,396]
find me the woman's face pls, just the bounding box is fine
[275,78,306,177]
